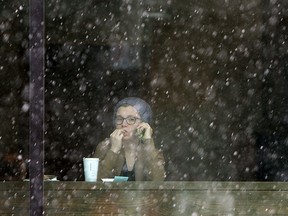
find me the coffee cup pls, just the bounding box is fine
[83,158,99,182]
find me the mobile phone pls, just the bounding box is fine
[136,128,144,140]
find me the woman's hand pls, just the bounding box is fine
[110,129,124,153]
[136,122,153,140]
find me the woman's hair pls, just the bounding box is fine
[113,97,152,124]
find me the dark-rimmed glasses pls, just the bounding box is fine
[115,116,141,125]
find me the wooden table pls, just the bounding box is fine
[0,181,288,215]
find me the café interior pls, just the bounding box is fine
[1,0,288,215]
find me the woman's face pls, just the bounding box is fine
[115,105,141,140]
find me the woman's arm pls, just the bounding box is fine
[94,139,124,179]
[142,138,165,181]
[136,122,165,180]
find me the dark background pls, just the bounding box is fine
[1,0,288,181]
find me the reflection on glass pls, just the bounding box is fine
[0,1,29,181]
[1,1,288,182]
[44,0,288,182]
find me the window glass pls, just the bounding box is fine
[0,1,29,181]
[2,0,288,182]
[45,0,288,181]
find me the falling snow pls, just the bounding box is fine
[1,0,288,214]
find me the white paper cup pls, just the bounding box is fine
[83,158,99,182]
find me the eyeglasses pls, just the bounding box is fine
[115,116,141,125]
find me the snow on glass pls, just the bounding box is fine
[1,0,288,215]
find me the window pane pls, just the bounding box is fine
[45,0,288,181]
[0,0,29,181]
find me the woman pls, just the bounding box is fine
[94,97,165,181]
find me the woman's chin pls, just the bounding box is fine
[122,134,137,141]
[122,135,131,140]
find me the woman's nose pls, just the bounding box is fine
[121,119,129,127]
